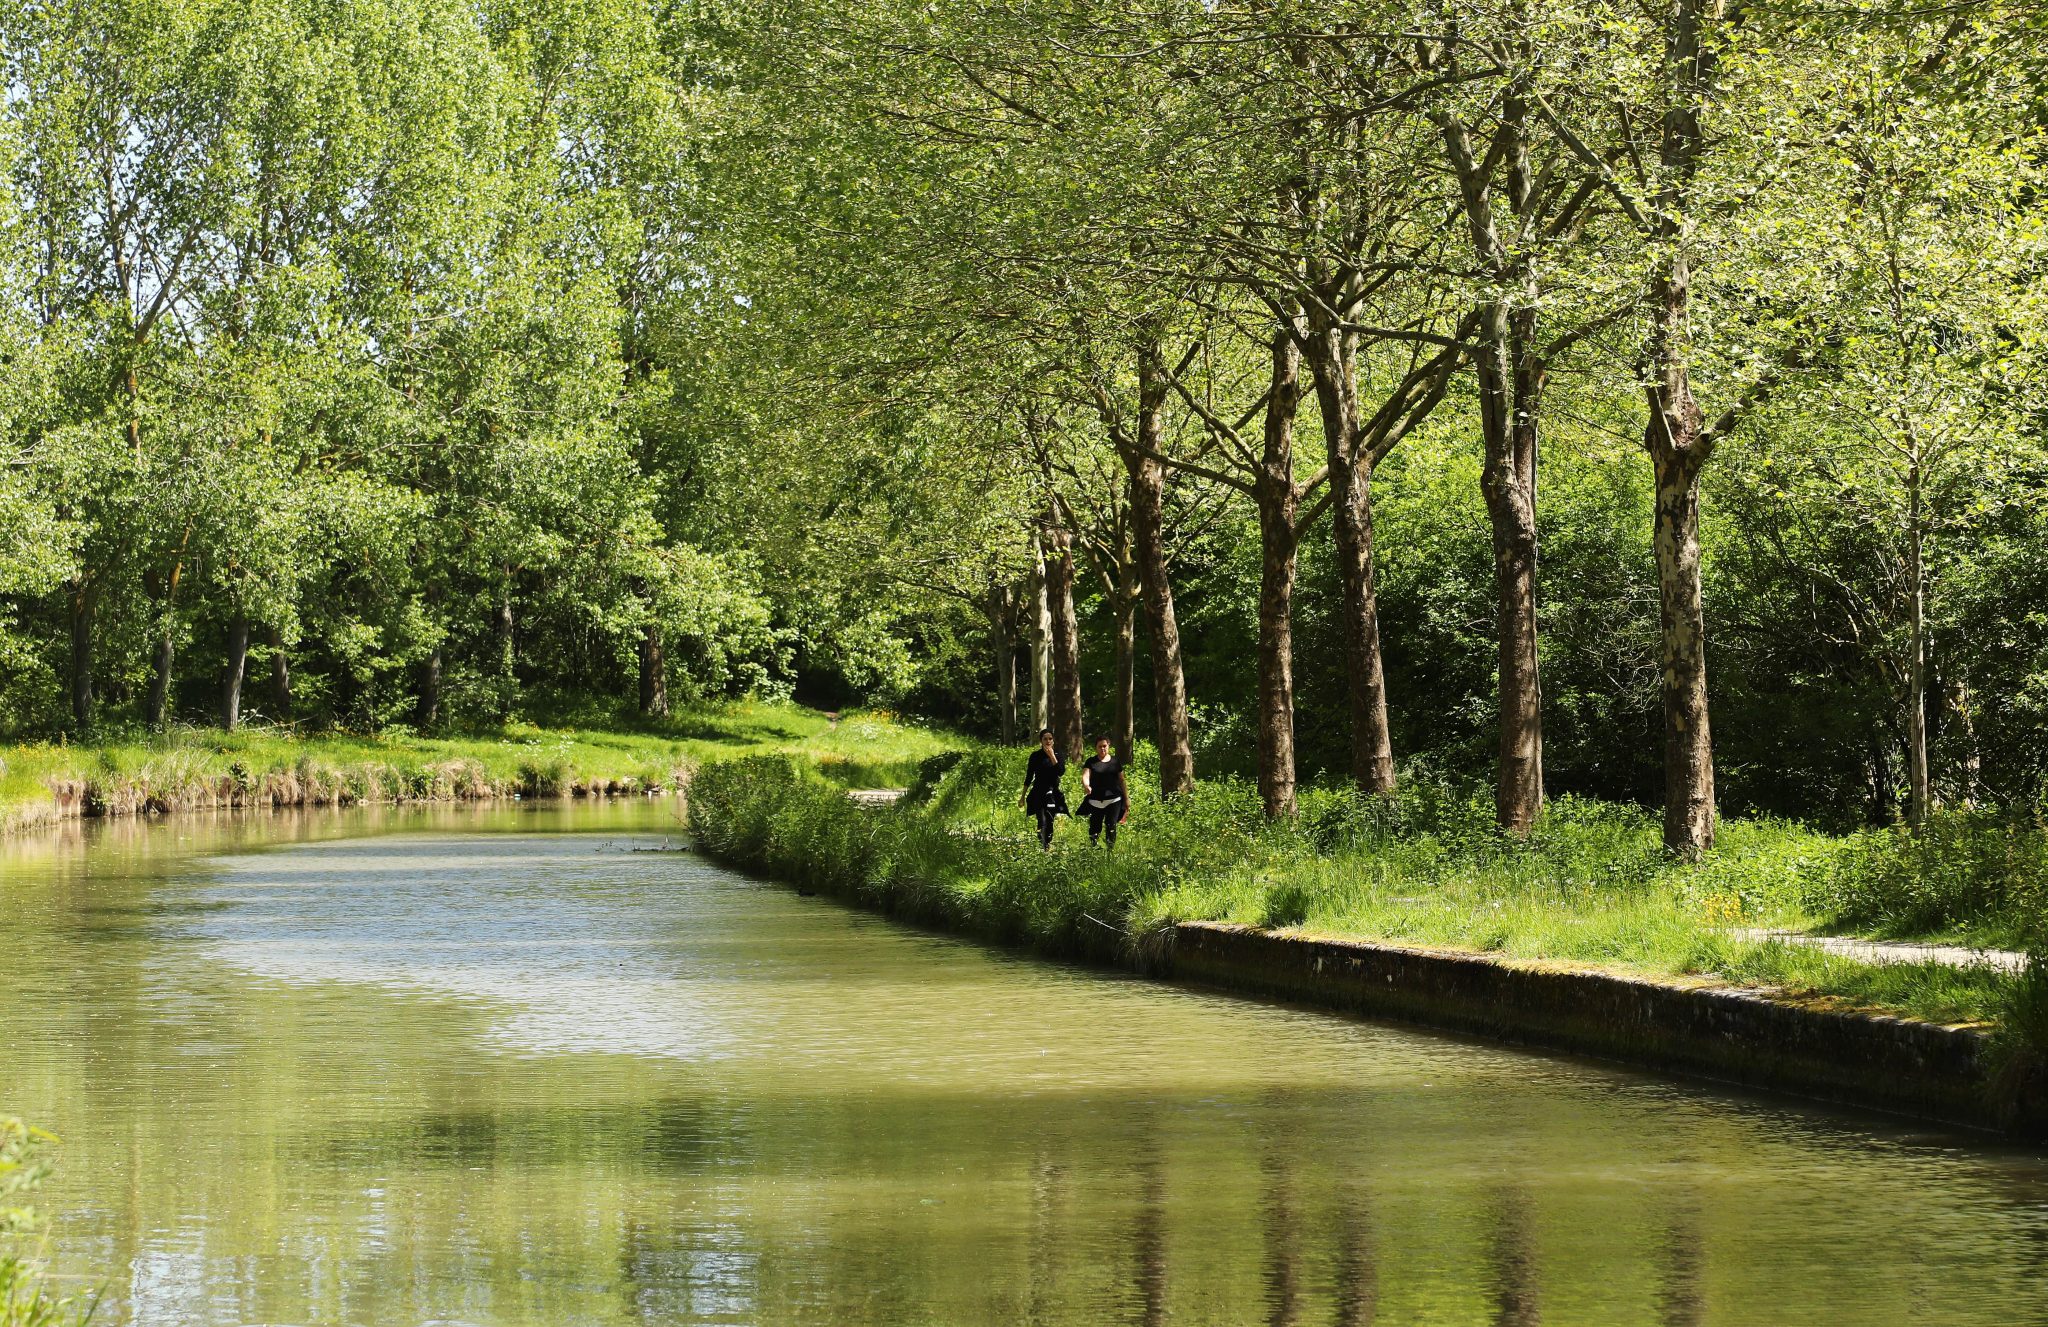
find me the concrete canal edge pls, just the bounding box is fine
[1163,921,2045,1135]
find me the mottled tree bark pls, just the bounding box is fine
[1644,0,1726,857]
[1648,392,1716,855]
[1304,316,1396,798]
[1255,317,1304,820]
[1027,540,1052,733]
[1486,363,1546,836]
[1127,350,1194,795]
[1472,316,1547,838]
[1112,579,1137,764]
[1437,106,1547,834]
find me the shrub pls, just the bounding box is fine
[1990,952,2048,1127]
[1807,810,2048,941]
[901,751,966,805]
[517,758,569,798]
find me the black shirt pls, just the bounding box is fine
[1082,756,1125,804]
[1024,749,1064,794]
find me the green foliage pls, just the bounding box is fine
[1989,954,2048,1124]
[692,747,2041,1031]
[1803,810,2048,945]
[0,1118,95,1327]
[0,0,2041,839]
[0,703,957,830]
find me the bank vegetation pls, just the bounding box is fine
[689,753,2048,1042]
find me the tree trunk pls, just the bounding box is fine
[1044,518,1086,761]
[1905,466,1930,828]
[495,567,516,721]
[222,613,249,731]
[1255,318,1303,820]
[989,581,1018,745]
[1028,540,1053,733]
[1304,318,1396,796]
[1475,312,1546,835]
[268,625,291,718]
[418,646,443,729]
[1488,451,1544,836]
[1437,105,1546,833]
[1127,349,1194,795]
[146,630,175,731]
[639,621,669,718]
[1644,0,1725,857]
[67,580,94,731]
[1255,491,1300,820]
[1949,675,1980,808]
[1113,586,1136,764]
[1648,399,1716,856]
[146,537,191,733]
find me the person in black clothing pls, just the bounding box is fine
[1018,728,1068,849]
[1080,735,1128,848]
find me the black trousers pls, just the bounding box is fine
[1086,803,1120,847]
[1035,808,1059,848]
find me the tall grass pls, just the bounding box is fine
[688,747,2036,1030]
[0,702,956,833]
[1802,810,2048,947]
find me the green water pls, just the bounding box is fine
[6,801,2048,1326]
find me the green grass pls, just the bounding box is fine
[0,702,957,833]
[688,747,2045,1032]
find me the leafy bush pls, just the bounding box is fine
[900,751,966,805]
[516,757,569,797]
[1806,810,2048,942]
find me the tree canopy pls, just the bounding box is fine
[0,0,2043,842]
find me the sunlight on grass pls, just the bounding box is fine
[0,702,957,831]
[690,746,2042,1032]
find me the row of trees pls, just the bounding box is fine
[0,0,2043,849]
[0,0,892,741]
[695,0,2048,851]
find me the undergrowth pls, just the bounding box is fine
[688,747,2046,1033]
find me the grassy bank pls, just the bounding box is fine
[686,749,2048,1035]
[0,703,956,834]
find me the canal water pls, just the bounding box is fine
[6,800,2048,1325]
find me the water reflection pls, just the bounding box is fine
[6,801,2048,1325]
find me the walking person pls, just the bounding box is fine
[1018,728,1068,849]
[1080,735,1128,849]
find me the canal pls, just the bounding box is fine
[6,801,2047,1325]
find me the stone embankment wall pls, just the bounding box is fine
[1167,922,2043,1134]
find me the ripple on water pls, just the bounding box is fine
[5,809,2048,1327]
